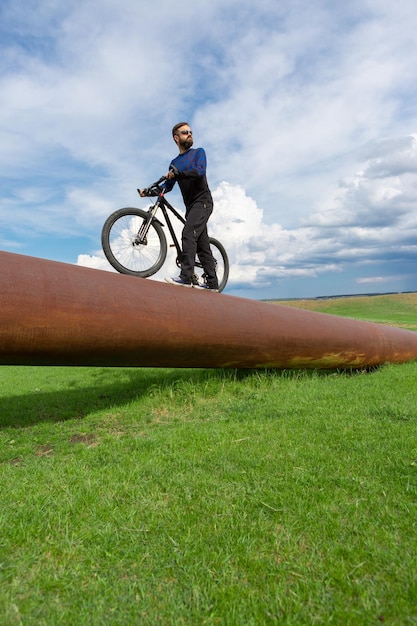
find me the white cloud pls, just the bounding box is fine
[356,275,403,285]
[77,253,113,272]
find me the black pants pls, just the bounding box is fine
[180,201,218,289]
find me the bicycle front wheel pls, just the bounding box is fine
[101,208,167,277]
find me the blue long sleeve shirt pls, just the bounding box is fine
[163,147,213,209]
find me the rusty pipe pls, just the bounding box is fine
[1,250,417,369]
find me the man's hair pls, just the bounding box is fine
[172,122,190,137]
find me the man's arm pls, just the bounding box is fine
[162,169,176,193]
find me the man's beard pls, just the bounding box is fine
[180,137,193,150]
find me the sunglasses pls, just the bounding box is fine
[179,130,193,136]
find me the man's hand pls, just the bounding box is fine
[139,189,147,197]
[166,165,180,180]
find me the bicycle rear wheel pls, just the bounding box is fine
[101,208,167,277]
[194,237,229,292]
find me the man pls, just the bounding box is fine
[157,122,219,291]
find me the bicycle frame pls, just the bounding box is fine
[136,188,185,264]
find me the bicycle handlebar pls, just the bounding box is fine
[138,176,167,198]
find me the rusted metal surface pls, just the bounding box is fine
[1,250,417,369]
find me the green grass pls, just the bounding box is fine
[1,294,417,624]
[276,292,417,329]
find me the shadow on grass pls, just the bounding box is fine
[0,365,375,429]
[0,367,263,429]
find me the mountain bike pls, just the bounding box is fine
[101,177,229,292]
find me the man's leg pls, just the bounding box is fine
[196,227,218,289]
[180,202,213,283]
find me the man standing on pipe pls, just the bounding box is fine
[161,122,219,291]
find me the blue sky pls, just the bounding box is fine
[1,0,417,299]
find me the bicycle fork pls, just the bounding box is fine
[134,201,161,246]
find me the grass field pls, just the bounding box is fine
[1,294,417,625]
[274,292,417,329]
